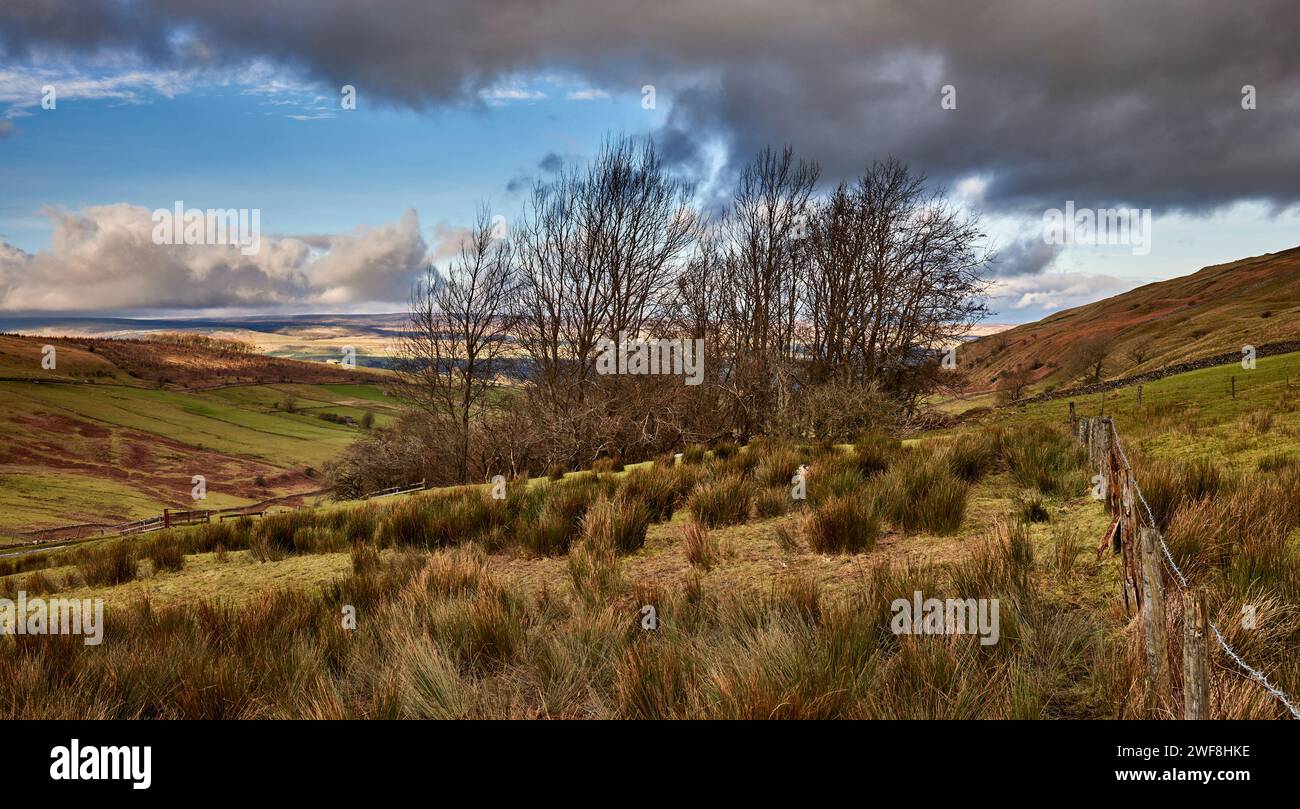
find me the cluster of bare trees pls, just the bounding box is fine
[336,135,991,489]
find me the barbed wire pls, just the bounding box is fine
[1105,418,1300,720]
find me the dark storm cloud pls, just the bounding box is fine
[5,0,1300,212]
[988,237,1060,278]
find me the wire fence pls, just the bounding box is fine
[1100,416,1299,719]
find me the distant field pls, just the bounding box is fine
[950,350,1300,475]
[0,374,400,531]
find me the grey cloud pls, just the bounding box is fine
[989,236,1060,278]
[537,152,563,173]
[5,1,1300,212]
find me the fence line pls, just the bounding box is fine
[1076,409,1300,719]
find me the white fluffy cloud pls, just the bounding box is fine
[0,204,430,311]
[991,271,1131,313]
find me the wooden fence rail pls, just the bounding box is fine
[1072,405,1299,720]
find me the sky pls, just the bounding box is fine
[2,0,1299,323]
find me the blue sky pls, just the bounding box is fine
[1,68,661,260]
[3,2,1300,323]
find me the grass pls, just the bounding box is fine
[0,378,394,530]
[4,348,1300,719]
[0,472,166,532]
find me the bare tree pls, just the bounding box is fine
[715,145,819,436]
[1126,338,1153,367]
[997,364,1033,403]
[397,207,515,483]
[513,136,696,398]
[1078,338,1110,382]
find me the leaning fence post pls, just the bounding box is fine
[1140,527,1170,710]
[1069,401,1076,427]
[1183,588,1209,720]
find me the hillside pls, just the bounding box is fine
[961,246,1300,395]
[0,335,402,534]
[0,313,407,368]
[4,348,1298,719]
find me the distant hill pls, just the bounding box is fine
[0,333,389,390]
[962,246,1300,394]
[0,312,407,368]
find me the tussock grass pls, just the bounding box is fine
[1002,423,1087,497]
[688,474,753,528]
[805,495,880,554]
[854,432,900,477]
[682,520,719,570]
[581,495,650,556]
[874,449,970,534]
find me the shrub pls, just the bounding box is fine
[582,495,651,555]
[688,474,752,528]
[806,495,880,554]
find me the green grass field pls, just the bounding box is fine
[0,379,398,530]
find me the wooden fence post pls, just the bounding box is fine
[1140,527,1170,710]
[1069,400,1076,427]
[1096,416,1112,479]
[1183,588,1209,720]
[1137,384,1142,406]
